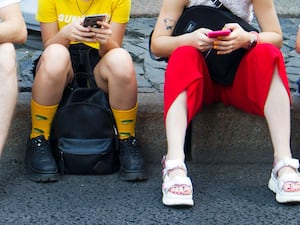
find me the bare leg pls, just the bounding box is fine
[94,47,146,181]
[264,68,291,163]
[264,68,300,191]
[164,91,192,195]
[165,91,187,161]
[0,43,17,155]
[32,44,73,105]
[94,48,137,110]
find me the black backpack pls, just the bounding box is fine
[50,48,120,175]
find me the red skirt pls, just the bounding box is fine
[164,44,290,124]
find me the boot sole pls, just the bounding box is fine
[28,172,60,182]
[120,169,148,181]
[27,166,59,183]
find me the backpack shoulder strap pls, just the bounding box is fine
[210,0,223,8]
[210,0,231,12]
[72,47,98,88]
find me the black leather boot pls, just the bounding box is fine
[119,136,148,181]
[25,135,59,182]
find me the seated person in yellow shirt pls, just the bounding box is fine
[25,0,147,182]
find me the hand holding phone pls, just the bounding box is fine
[83,14,109,28]
[207,29,231,38]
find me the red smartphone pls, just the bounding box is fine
[207,29,231,38]
[83,14,109,28]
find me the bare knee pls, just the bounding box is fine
[37,44,71,82]
[101,48,135,82]
[0,43,16,81]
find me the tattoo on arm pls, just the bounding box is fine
[163,18,176,31]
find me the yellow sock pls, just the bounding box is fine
[112,104,137,140]
[30,99,58,140]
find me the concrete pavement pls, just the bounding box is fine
[1,162,300,225]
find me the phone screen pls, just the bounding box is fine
[83,14,108,28]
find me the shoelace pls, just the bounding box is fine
[34,139,44,147]
[122,139,140,156]
[33,138,51,155]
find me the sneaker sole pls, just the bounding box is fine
[162,196,194,206]
[268,174,300,203]
[120,170,148,181]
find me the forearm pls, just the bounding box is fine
[256,31,283,48]
[99,38,120,57]
[43,28,71,49]
[151,34,191,58]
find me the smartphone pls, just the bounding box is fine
[207,29,231,38]
[83,14,109,28]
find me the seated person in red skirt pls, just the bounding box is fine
[151,0,300,206]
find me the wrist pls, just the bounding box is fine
[247,31,259,50]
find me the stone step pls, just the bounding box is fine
[4,92,300,166]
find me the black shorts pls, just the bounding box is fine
[32,43,100,77]
[69,43,100,74]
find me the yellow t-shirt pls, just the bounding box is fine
[36,0,131,49]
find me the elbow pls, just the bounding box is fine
[296,42,300,54]
[276,35,283,49]
[150,40,166,58]
[13,23,28,44]
[17,25,28,44]
[273,40,283,49]
[270,32,283,49]
[150,44,160,57]
[279,39,283,49]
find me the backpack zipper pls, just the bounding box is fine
[59,151,65,175]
